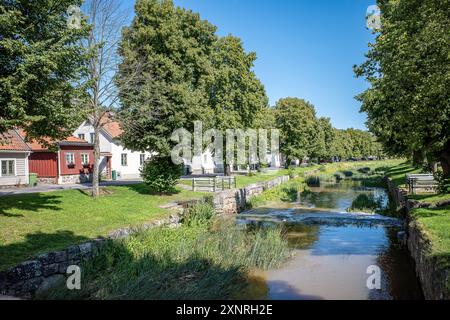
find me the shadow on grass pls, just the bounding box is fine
[0,193,62,218]
[0,231,90,271]
[121,183,181,196]
[385,162,420,186]
[412,205,450,218]
[37,239,262,300]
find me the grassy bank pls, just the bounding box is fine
[0,185,204,271]
[410,204,450,295]
[39,217,291,300]
[384,161,450,291]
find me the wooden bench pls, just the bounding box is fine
[192,176,236,192]
[406,174,438,194]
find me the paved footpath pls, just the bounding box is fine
[0,180,143,197]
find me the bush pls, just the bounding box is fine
[305,175,320,187]
[182,201,216,226]
[347,194,382,213]
[341,170,354,177]
[140,156,183,193]
[288,167,297,179]
[435,171,450,194]
[357,167,371,174]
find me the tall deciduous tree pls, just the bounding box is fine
[355,0,450,175]
[0,0,88,142]
[274,98,319,166]
[117,0,216,157]
[208,35,269,174]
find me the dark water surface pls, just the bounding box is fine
[237,181,423,300]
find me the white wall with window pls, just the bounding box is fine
[110,143,150,180]
[0,152,29,186]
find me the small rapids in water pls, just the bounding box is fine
[236,181,423,300]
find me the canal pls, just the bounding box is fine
[237,180,423,300]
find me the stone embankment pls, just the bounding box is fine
[385,177,449,300]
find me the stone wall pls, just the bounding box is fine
[0,175,290,298]
[385,176,450,300]
[59,173,92,185]
[212,175,290,215]
[407,218,450,300]
[37,177,57,184]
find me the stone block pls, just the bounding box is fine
[7,260,42,282]
[42,263,59,277]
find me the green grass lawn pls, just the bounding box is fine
[0,185,204,271]
[411,206,450,268]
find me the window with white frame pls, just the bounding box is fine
[121,154,127,166]
[140,154,146,166]
[1,160,15,176]
[90,133,95,144]
[81,153,89,165]
[65,153,75,165]
[78,134,85,141]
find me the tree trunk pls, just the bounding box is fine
[440,145,450,178]
[92,124,101,197]
[224,164,231,176]
[412,150,425,167]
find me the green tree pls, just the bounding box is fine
[0,0,88,141]
[355,0,450,175]
[208,35,269,173]
[315,117,335,161]
[274,98,319,166]
[117,0,216,156]
[209,35,268,130]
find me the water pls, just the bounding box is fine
[237,181,423,300]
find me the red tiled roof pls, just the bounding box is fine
[17,129,90,151]
[100,113,123,139]
[0,129,30,151]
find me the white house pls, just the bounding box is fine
[0,129,31,186]
[73,115,151,180]
[185,149,281,175]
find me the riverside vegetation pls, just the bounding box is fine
[38,201,291,300]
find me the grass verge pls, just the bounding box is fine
[0,184,205,271]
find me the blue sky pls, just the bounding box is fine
[121,0,376,130]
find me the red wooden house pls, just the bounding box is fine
[18,130,95,184]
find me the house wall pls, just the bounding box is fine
[0,152,29,186]
[110,142,149,180]
[59,146,94,176]
[73,121,112,153]
[29,152,58,177]
[73,121,150,180]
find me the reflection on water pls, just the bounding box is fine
[238,180,423,300]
